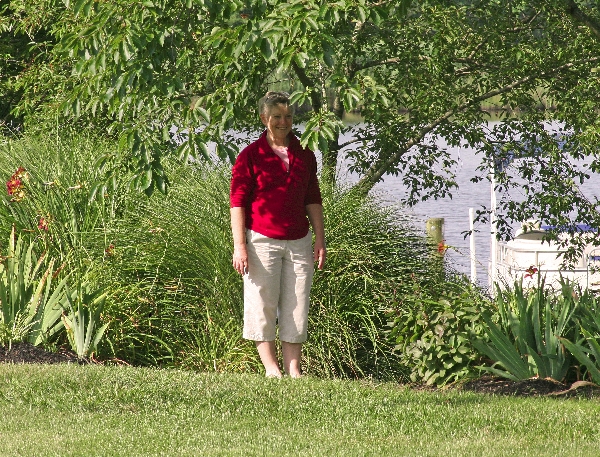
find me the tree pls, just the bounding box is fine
[4,0,600,260]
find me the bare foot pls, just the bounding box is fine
[265,370,283,379]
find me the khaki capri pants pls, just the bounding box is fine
[243,229,314,344]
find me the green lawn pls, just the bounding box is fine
[0,364,598,457]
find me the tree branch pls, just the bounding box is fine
[291,60,322,112]
[562,0,600,40]
[354,55,600,195]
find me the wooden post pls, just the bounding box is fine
[426,218,445,252]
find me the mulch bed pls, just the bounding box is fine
[2,342,600,398]
[459,375,600,399]
[0,341,85,365]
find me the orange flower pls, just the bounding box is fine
[437,240,449,254]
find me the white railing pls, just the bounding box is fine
[494,242,600,290]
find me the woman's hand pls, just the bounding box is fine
[232,244,249,275]
[306,203,326,270]
[313,239,326,270]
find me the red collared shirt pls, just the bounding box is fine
[230,131,323,240]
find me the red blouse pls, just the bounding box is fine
[230,131,323,240]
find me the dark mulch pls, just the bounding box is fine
[2,343,599,398]
[459,376,600,398]
[0,342,85,365]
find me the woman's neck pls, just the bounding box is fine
[266,132,289,148]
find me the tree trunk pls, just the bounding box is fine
[320,94,345,186]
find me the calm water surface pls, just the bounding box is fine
[334,126,600,288]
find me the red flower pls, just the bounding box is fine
[38,217,49,231]
[437,240,449,254]
[524,265,538,279]
[6,167,28,201]
[6,177,21,195]
[105,244,115,256]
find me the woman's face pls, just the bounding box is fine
[260,103,293,143]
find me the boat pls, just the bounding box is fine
[492,221,600,291]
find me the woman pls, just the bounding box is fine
[230,91,326,378]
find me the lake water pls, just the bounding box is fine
[332,124,600,288]
[336,138,495,287]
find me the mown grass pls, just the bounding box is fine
[1,364,598,457]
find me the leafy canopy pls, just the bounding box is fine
[3,0,600,258]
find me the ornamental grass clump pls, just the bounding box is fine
[94,163,257,370]
[306,184,441,380]
[96,161,467,379]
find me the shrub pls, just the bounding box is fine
[1,132,496,382]
[95,163,257,370]
[387,269,490,386]
[306,185,434,380]
[0,132,134,263]
[97,163,463,380]
[0,133,132,354]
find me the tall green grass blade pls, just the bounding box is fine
[560,337,600,384]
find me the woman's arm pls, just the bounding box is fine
[230,206,248,274]
[306,203,326,270]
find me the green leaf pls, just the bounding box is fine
[197,141,210,161]
[320,123,335,141]
[289,90,307,106]
[195,106,210,123]
[260,38,273,60]
[73,0,90,16]
[155,174,167,194]
[318,135,329,153]
[293,52,308,69]
[305,15,319,31]
[140,168,152,190]
[87,183,101,203]
[143,180,155,197]
[561,337,600,384]
[357,6,367,23]
[322,41,335,67]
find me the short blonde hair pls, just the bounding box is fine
[258,91,294,116]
